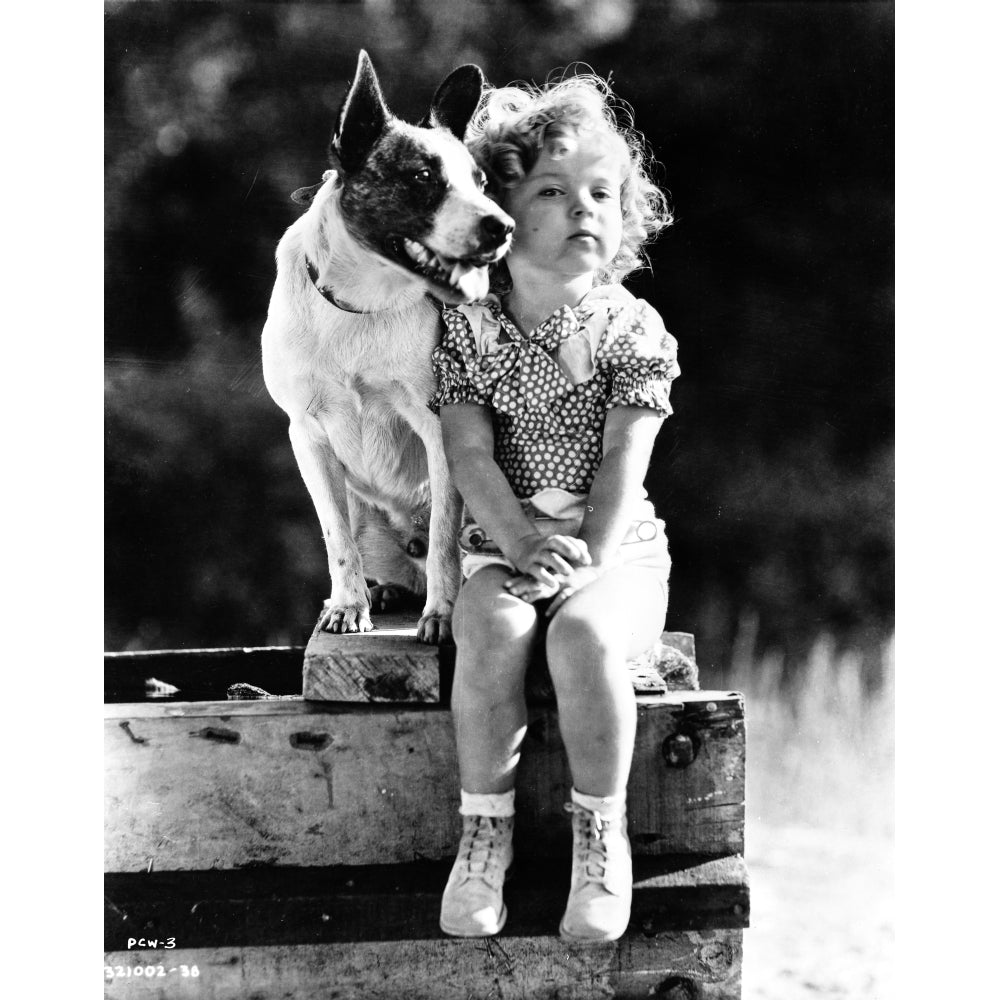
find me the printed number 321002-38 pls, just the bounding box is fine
[105,966,200,979]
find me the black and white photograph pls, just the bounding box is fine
[103,2,894,997]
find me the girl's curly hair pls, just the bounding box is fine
[466,71,672,288]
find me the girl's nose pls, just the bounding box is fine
[571,196,594,217]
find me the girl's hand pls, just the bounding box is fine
[508,534,590,588]
[543,565,607,617]
[504,561,609,611]
[503,572,560,604]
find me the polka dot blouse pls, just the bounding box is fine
[429,285,680,500]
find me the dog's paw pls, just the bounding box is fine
[318,599,374,635]
[416,608,453,645]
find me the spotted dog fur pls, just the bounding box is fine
[262,51,513,643]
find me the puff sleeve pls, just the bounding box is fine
[597,300,680,416]
[428,306,493,412]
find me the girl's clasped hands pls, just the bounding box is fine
[503,534,605,615]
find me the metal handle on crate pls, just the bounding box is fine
[661,731,699,768]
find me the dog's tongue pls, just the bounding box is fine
[451,261,489,302]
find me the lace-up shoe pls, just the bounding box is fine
[440,814,514,937]
[559,801,633,942]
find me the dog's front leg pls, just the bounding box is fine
[288,418,373,634]
[401,404,463,644]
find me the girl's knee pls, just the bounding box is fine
[546,607,626,667]
[454,571,538,646]
[546,571,667,668]
[453,572,538,700]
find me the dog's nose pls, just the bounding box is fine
[480,214,514,246]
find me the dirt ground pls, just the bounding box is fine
[742,824,893,999]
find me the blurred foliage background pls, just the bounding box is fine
[104,0,892,678]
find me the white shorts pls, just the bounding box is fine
[459,489,672,601]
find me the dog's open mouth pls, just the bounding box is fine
[389,237,500,302]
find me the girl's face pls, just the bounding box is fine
[502,129,626,284]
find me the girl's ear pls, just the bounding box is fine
[422,64,485,140]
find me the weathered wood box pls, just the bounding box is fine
[105,617,747,999]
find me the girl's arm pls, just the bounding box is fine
[504,405,663,607]
[578,405,665,567]
[439,403,590,585]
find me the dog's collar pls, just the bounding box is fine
[305,255,368,314]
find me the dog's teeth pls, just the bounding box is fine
[403,238,432,265]
[400,242,487,298]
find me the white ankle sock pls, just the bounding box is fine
[571,788,626,816]
[459,789,516,818]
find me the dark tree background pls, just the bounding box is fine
[105,0,892,678]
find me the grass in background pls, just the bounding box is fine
[725,620,894,999]
[730,619,894,838]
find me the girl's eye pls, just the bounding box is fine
[538,187,563,197]
[592,189,613,201]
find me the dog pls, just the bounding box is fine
[261,51,513,643]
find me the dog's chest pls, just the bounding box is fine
[318,371,411,421]
[311,371,428,490]
[305,300,438,383]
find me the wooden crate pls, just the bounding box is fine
[104,620,747,999]
[105,691,744,871]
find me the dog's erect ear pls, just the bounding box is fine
[421,64,484,140]
[331,50,389,174]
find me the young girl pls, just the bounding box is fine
[430,74,678,942]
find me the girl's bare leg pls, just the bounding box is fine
[451,565,540,794]
[545,566,667,798]
[545,565,667,941]
[442,567,536,936]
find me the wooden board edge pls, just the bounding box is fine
[103,930,743,1000]
[104,689,743,720]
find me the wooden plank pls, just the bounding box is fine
[104,855,748,949]
[103,693,724,721]
[303,621,699,703]
[105,693,744,871]
[103,930,743,999]
[303,623,443,702]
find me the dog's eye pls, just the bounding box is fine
[474,170,487,192]
[412,168,433,184]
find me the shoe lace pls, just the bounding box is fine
[458,816,505,888]
[565,803,617,883]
